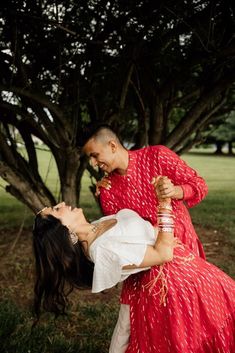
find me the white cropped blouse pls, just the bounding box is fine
[89,209,157,293]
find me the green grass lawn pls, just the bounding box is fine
[182,153,235,241]
[0,298,119,353]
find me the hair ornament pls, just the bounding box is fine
[36,207,47,215]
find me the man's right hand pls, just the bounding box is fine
[95,177,111,196]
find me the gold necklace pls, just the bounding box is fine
[90,218,117,240]
[81,219,117,259]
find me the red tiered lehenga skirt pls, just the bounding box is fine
[124,246,235,353]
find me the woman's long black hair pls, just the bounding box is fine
[32,214,94,318]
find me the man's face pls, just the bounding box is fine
[83,138,117,173]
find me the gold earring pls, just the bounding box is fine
[69,231,78,245]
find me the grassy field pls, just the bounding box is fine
[0,150,234,353]
[182,152,235,240]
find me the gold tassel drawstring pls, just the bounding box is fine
[144,264,169,306]
[143,249,195,307]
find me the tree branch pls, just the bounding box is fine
[166,72,235,149]
[0,85,65,125]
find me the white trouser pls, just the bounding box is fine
[109,304,130,353]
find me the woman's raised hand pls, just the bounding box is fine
[152,176,172,204]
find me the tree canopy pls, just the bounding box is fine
[0,0,234,212]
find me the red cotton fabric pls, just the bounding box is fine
[99,145,208,304]
[125,245,235,353]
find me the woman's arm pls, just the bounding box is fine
[123,235,175,268]
[123,217,175,269]
[123,178,175,269]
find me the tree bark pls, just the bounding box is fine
[149,96,164,145]
[0,161,53,213]
[228,141,234,155]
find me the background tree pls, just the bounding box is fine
[0,0,234,212]
[204,113,235,154]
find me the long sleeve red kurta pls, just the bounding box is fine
[99,145,208,304]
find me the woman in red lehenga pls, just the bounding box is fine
[124,245,235,353]
[122,181,235,353]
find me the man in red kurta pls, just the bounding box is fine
[99,146,207,257]
[83,125,208,351]
[83,126,207,256]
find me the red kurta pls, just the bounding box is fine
[99,145,208,304]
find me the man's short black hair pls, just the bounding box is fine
[79,123,120,147]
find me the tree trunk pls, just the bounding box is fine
[228,141,234,155]
[53,148,84,206]
[0,161,54,213]
[149,96,164,145]
[214,141,224,154]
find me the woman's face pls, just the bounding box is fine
[41,202,87,229]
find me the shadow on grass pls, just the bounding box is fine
[0,299,119,353]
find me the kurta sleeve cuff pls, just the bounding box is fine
[181,184,195,200]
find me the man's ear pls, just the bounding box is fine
[108,140,117,152]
